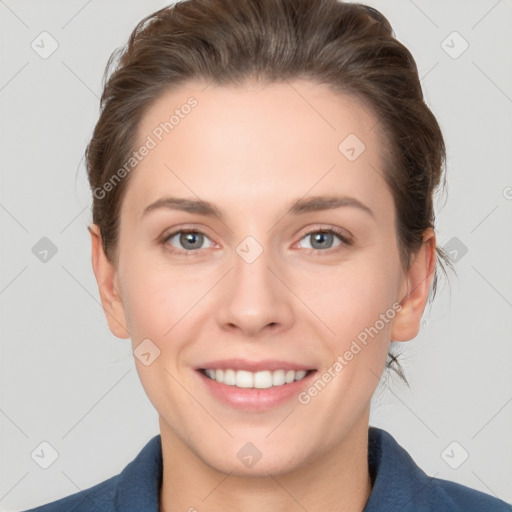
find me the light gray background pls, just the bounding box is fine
[1,0,511,510]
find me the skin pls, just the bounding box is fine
[90,79,436,512]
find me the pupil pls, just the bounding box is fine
[181,232,203,249]
[312,232,332,249]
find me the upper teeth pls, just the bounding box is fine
[204,369,309,389]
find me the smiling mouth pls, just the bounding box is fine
[199,368,315,389]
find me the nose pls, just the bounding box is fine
[215,242,294,338]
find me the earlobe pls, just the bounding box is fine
[89,224,131,339]
[391,229,436,342]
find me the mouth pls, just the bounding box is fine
[195,361,318,411]
[199,368,315,389]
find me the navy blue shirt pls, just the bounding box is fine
[22,427,511,511]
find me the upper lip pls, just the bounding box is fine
[197,359,315,372]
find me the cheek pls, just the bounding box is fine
[118,253,215,342]
[118,259,206,415]
[315,254,401,360]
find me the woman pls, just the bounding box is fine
[23,0,511,510]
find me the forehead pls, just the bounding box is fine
[122,79,392,220]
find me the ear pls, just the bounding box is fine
[89,224,130,339]
[391,228,436,342]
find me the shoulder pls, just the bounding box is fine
[19,434,163,512]
[366,427,511,512]
[429,476,512,512]
[19,474,119,512]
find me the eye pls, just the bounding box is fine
[297,228,349,252]
[163,230,215,252]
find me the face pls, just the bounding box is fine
[91,79,434,477]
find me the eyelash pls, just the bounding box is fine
[161,226,352,256]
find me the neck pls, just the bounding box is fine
[159,413,372,512]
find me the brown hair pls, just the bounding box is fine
[85,0,451,382]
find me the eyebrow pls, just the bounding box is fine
[141,194,374,220]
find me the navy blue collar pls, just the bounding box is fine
[114,426,434,511]
[364,427,432,511]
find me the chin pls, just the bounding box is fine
[194,438,313,478]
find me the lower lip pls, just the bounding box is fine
[197,370,317,411]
